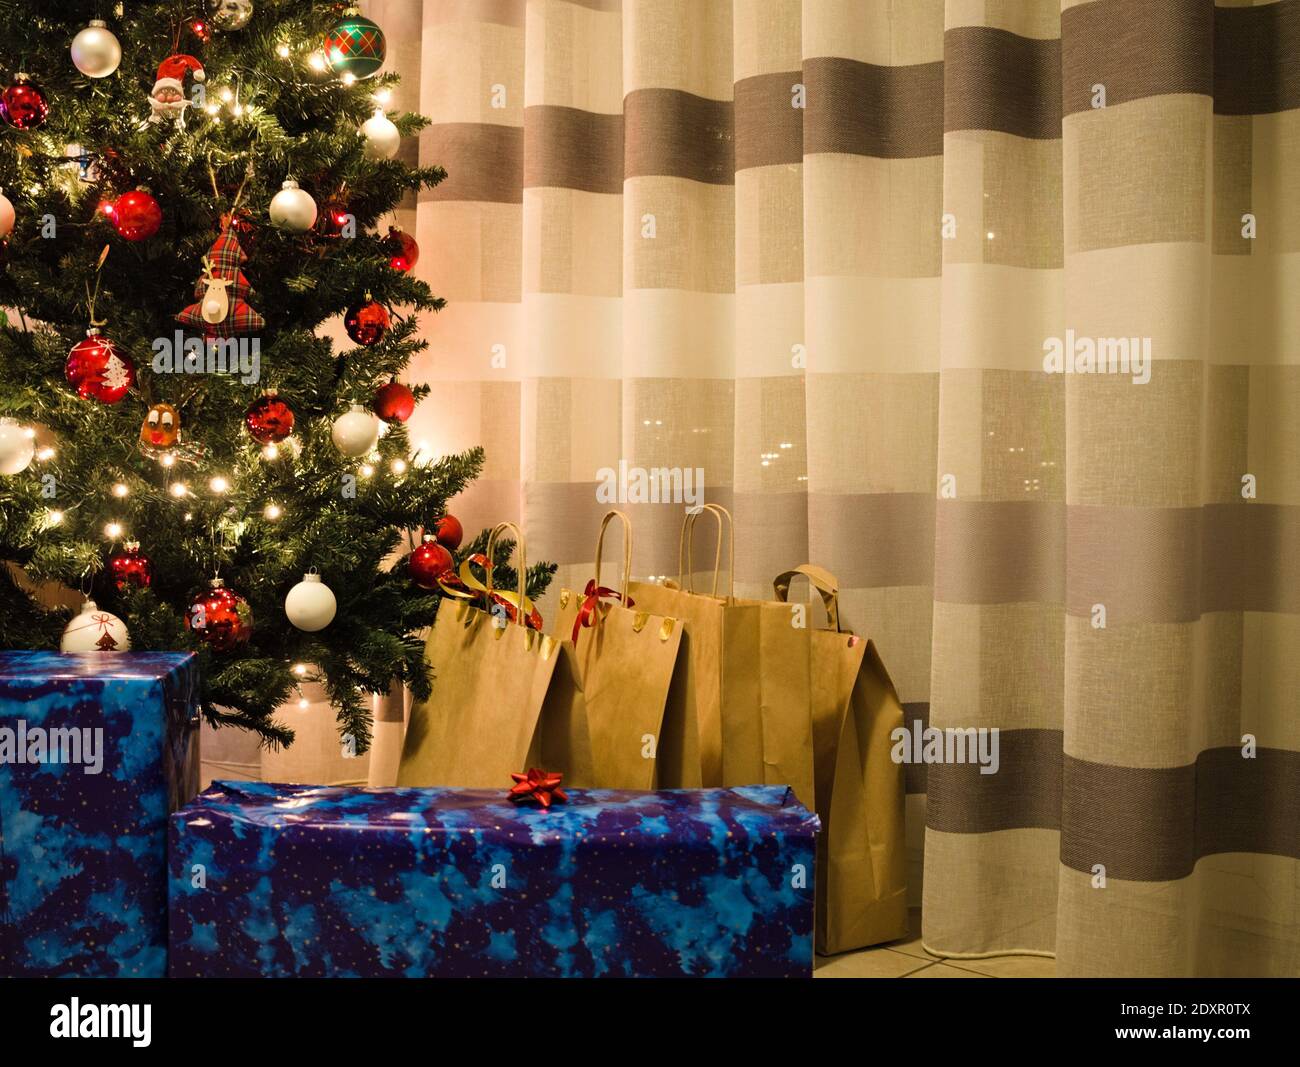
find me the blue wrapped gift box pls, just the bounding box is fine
[0,651,200,977]
[170,781,818,977]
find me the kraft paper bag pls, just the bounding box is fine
[771,567,908,955]
[633,507,907,953]
[397,522,593,788]
[552,510,697,789]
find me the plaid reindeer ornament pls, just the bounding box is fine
[177,229,266,337]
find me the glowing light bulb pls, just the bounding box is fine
[262,443,279,460]
[219,87,234,103]
[48,510,64,525]
[390,458,408,475]
[309,51,327,72]
[359,464,374,478]
[292,663,308,677]
[22,427,35,439]
[298,698,310,709]
[374,88,393,106]
[264,503,282,520]
[210,475,230,493]
[170,482,188,498]
[112,482,129,498]
[104,522,123,539]
[36,446,55,461]
[342,72,357,86]
[277,43,291,59]
[160,453,176,468]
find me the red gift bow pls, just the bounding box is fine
[508,768,568,809]
[570,578,634,643]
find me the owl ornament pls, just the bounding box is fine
[177,230,265,337]
[139,402,181,455]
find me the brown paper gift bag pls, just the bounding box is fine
[552,510,697,789]
[632,507,906,952]
[397,522,593,788]
[770,566,908,954]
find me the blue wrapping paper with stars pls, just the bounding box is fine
[0,651,200,977]
[169,780,819,977]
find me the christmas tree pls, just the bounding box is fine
[0,2,553,751]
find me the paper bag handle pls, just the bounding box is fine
[773,564,842,633]
[485,521,529,625]
[593,509,633,600]
[677,503,734,600]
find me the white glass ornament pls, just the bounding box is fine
[0,417,35,475]
[269,179,318,232]
[285,572,338,632]
[361,110,400,161]
[330,404,380,458]
[0,188,14,238]
[61,598,132,652]
[71,20,123,79]
[210,0,255,32]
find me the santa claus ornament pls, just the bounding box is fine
[66,328,135,404]
[177,229,265,336]
[149,54,205,125]
[61,598,131,652]
[139,402,181,454]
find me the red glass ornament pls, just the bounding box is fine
[428,513,463,550]
[344,297,389,346]
[186,578,254,652]
[65,329,135,404]
[409,535,454,590]
[244,394,295,444]
[385,226,419,272]
[0,74,49,130]
[109,541,153,591]
[105,190,162,242]
[373,380,414,422]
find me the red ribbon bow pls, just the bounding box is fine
[571,578,634,643]
[508,768,568,809]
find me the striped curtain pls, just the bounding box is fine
[371,0,1299,977]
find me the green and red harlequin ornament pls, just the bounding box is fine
[325,6,386,79]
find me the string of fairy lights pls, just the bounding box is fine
[0,5,464,659]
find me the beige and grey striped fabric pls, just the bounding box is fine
[376,0,1299,976]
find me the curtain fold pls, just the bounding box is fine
[388,0,1299,976]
